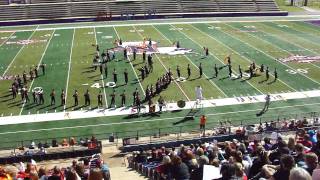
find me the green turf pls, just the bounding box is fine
[0,18,320,149]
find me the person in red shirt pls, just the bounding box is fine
[200,115,207,134]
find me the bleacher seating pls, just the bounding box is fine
[0,0,283,22]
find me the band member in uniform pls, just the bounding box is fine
[214,64,218,78]
[266,66,269,81]
[204,47,209,56]
[249,65,254,79]
[176,65,181,79]
[24,86,29,103]
[120,90,126,107]
[39,90,44,105]
[98,90,103,107]
[84,89,90,106]
[61,89,66,106]
[104,63,108,78]
[40,63,46,75]
[73,90,79,106]
[133,88,138,105]
[20,87,25,102]
[142,50,146,62]
[123,47,127,60]
[96,44,100,52]
[176,41,180,48]
[34,66,38,78]
[140,67,145,81]
[228,64,232,78]
[187,64,191,79]
[23,71,27,84]
[99,64,103,75]
[260,64,264,73]
[274,68,278,82]
[148,54,153,72]
[50,89,56,105]
[199,63,203,78]
[238,65,242,78]
[93,56,98,70]
[29,68,34,81]
[124,68,128,85]
[12,85,17,99]
[133,48,137,61]
[113,68,118,84]
[110,90,116,108]
[32,90,37,104]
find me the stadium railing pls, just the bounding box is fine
[0,111,318,152]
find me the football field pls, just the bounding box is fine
[0,16,320,148]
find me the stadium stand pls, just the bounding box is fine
[0,0,286,24]
[125,116,320,180]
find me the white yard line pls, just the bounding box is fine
[1,16,320,33]
[112,26,146,96]
[64,28,75,110]
[0,91,319,134]
[221,23,320,86]
[190,24,295,93]
[2,30,37,76]
[93,27,108,107]
[19,30,56,115]
[132,25,191,101]
[0,31,15,47]
[167,24,264,95]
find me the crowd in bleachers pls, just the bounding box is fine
[0,153,110,180]
[128,116,320,180]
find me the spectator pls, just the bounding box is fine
[170,156,190,180]
[48,166,62,180]
[290,167,312,180]
[156,155,172,179]
[88,168,103,180]
[101,164,111,180]
[52,139,58,147]
[38,166,48,180]
[70,137,76,146]
[288,137,296,152]
[272,154,295,180]
[295,143,305,163]
[62,139,69,146]
[190,155,209,180]
[304,153,318,175]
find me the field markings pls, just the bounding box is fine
[154,24,229,98]
[168,24,264,95]
[240,22,320,68]
[1,101,320,135]
[221,23,320,86]
[113,26,146,96]
[64,29,75,110]
[132,25,191,101]
[1,30,37,77]
[19,30,56,115]
[93,27,108,107]
[0,32,15,47]
[189,24,296,93]
[203,23,306,91]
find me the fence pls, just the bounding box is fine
[0,111,318,151]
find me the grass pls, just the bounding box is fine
[275,0,305,12]
[0,19,320,149]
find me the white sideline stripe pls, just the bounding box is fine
[112,26,146,96]
[169,24,264,95]
[0,97,320,135]
[64,28,75,110]
[155,24,228,98]
[1,28,38,76]
[0,32,15,47]
[0,89,319,128]
[131,25,191,101]
[93,27,108,107]
[19,30,56,115]
[221,23,320,86]
[1,16,320,33]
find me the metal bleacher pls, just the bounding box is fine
[0,0,284,22]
